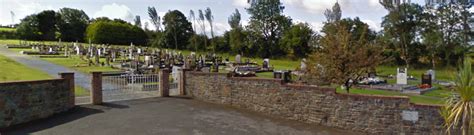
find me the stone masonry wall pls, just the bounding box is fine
[185,72,444,134]
[0,78,74,128]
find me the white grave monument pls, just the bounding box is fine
[427,69,435,81]
[235,54,241,63]
[397,68,408,85]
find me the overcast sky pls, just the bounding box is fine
[1,0,428,34]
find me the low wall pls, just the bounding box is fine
[0,73,74,128]
[184,72,444,134]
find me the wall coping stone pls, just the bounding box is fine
[0,79,64,85]
[187,71,442,109]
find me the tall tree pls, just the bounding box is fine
[437,3,465,66]
[17,15,41,40]
[205,7,215,52]
[421,4,442,68]
[36,10,60,40]
[57,8,89,42]
[228,9,241,29]
[148,7,161,31]
[134,15,141,28]
[280,23,314,58]
[324,1,342,23]
[198,9,207,50]
[228,9,244,54]
[162,10,193,50]
[381,2,423,68]
[306,21,384,91]
[246,0,292,58]
[189,10,198,51]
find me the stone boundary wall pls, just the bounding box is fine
[184,71,444,134]
[0,74,74,128]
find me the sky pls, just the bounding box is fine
[0,0,428,35]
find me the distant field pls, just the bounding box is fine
[0,27,15,32]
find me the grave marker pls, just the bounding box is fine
[397,68,408,85]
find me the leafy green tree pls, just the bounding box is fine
[436,2,471,66]
[307,21,384,91]
[57,8,89,42]
[189,10,198,51]
[134,15,141,28]
[324,1,342,23]
[148,7,161,31]
[421,4,443,68]
[381,2,423,68]
[246,0,292,58]
[198,9,208,50]
[86,18,147,45]
[228,9,245,54]
[17,15,41,40]
[162,10,193,49]
[205,8,216,52]
[37,10,60,40]
[280,23,314,58]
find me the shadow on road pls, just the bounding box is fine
[1,106,103,134]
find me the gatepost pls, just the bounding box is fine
[91,72,103,105]
[159,69,170,97]
[59,72,75,107]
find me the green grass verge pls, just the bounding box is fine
[336,87,445,105]
[376,66,455,81]
[0,27,15,32]
[0,54,88,96]
[0,54,52,81]
[75,86,89,97]
[41,56,120,73]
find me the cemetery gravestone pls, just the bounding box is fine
[235,54,241,64]
[427,69,435,81]
[397,68,408,85]
[422,74,432,86]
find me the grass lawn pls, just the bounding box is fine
[336,87,445,105]
[0,54,88,96]
[377,66,456,81]
[41,56,120,73]
[0,54,52,81]
[0,27,15,32]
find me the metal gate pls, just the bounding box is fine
[102,73,160,102]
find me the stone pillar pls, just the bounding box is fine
[91,72,103,105]
[159,69,170,97]
[178,69,186,96]
[59,72,75,108]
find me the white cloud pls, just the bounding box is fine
[232,0,249,7]
[93,3,134,22]
[362,19,381,31]
[0,0,53,25]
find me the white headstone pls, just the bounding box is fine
[301,58,307,71]
[235,54,241,63]
[75,46,80,55]
[49,47,53,53]
[427,69,435,81]
[137,48,142,54]
[397,68,408,85]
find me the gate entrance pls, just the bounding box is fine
[102,73,160,102]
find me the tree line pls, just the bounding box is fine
[12,0,473,68]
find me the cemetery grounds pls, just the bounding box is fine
[0,39,457,105]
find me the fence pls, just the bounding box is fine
[101,73,160,102]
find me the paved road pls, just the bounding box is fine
[2,98,359,135]
[0,47,93,91]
